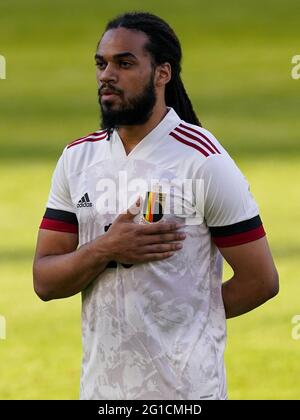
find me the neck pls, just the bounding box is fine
[117,102,168,155]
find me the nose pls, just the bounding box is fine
[97,63,118,85]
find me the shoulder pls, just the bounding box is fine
[168,120,225,162]
[66,129,108,150]
[59,129,108,176]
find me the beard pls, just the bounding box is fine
[98,74,156,130]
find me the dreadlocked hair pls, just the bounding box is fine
[104,12,201,126]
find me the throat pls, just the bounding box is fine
[117,106,169,155]
[123,142,138,155]
[118,129,151,155]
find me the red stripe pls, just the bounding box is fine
[169,132,209,157]
[174,127,216,155]
[68,130,107,146]
[67,131,107,147]
[150,191,156,223]
[40,218,78,234]
[212,225,266,247]
[179,123,220,154]
[67,133,107,149]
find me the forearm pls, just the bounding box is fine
[222,274,277,319]
[33,236,110,301]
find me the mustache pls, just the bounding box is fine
[98,85,123,96]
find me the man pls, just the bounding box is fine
[33,12,279,400]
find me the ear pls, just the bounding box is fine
[155,62,171,87]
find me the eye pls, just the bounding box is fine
[119,61,132,68]
[95,61,106,70]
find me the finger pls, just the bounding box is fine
[140,222,183,235]
[141,243,183,253]
[141,251,175,262]
[116,197,141,222]
[140,232,186,245]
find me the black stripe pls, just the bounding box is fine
[85,193,90,202]
[81,195,86,203]
[209,215,262,237]
[44,208,78,225]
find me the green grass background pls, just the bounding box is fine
[0,0,299,399]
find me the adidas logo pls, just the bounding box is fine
[77,193,92,208]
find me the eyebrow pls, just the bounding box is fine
[94,52,138,61]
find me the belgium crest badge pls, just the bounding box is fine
[142,186,166,223]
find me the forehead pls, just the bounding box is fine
[97,27,150,59]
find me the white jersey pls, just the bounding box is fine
[40,108,265,400]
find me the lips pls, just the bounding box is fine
[100,87,121,97]
[101,90,118,96]
[101,92,120,104]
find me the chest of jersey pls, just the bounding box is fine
[69,157,204,234]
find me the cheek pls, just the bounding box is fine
[124,72,149,94]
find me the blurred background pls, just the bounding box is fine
[0,0,299,399]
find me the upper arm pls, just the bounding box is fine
[218,236,278,291]
[34,229,78,261]
[35,148,79,260]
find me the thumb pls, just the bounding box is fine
[117,197,141,222]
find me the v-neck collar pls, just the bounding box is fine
[111,107,181,160]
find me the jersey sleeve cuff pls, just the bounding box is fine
[39,208,78,234]
[209,215,266,247]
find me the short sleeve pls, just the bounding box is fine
[39,149,78,234]
[198,154,266,247]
